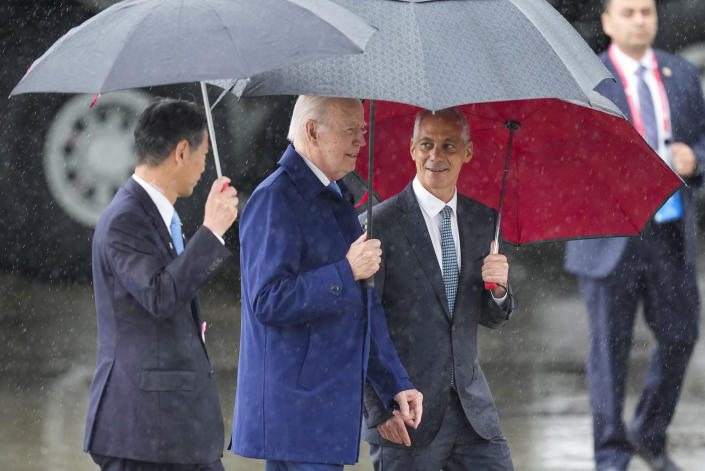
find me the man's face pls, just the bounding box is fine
[177,129,209,197]
[411,111,472,202]
[313,99,366,181]
[602,0,658,55]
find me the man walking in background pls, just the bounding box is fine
[565,1,705,470]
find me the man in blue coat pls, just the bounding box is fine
[84,98,239,470]
[231,96,423,471]
[565,1,705,470]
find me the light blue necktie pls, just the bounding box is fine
[170,210,184,254]
[637,65,683,222]
[440,206,458,316]
[327,181,342,198]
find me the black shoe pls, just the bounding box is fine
[632,446,682,471]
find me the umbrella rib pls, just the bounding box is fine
[580,125,641,234]
[202,0,250,77]
[409,3,434,110]
[99,3,162,92]
[508,0,592,100]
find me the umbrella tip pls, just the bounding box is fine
[505,120,521,131]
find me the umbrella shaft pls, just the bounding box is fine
[200,82,222,178]
[364,100,376,289]
[367,100,376,238]
[493,127,517,254]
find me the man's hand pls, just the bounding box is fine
[378,415,411,446]
[393,389,423,429]
[346,232,382,280]
[482,241,508,298]
[379,389,423,446]
[203,177,238,237]
[672,142,697,177]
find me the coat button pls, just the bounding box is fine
[209,369,215,378]
[330,284,340,293]
[451,325,456,333]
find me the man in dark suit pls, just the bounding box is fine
[564,1,705,470]
[231,96,422,471]
[362,108,516,470]
[84,98,239,470]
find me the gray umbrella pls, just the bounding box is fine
[212,0,613,256]
[215,0,611,109]
[10,0,376,176]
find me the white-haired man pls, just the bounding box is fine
[230,96,423,471]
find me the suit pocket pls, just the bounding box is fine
[138,370,196,391]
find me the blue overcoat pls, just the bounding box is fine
[230,146,413,464]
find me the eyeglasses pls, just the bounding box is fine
[316,120,367,137]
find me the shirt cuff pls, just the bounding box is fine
[492,291,508,306]
[207,228,225,245]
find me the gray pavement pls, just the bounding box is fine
[1,242,704,470]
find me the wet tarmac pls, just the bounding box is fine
[1,243,704,470]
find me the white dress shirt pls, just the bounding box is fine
[131,174,224,245]
[412,177,461,270]
[611,45,672,165]
[412,177,506,303]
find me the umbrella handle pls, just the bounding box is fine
[485,195,502,291]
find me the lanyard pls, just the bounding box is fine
[608,45,671,139]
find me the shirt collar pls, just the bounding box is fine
[412,176,457,218]
[132,173,174,231]
[611,44,655,77]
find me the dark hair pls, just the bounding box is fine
[134,98,207,166]
[602,0,611,12]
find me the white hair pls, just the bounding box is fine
[287,95,338,145]
[412,108,470,145]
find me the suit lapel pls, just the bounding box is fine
[601,55,632,121]
[396,183,451,320]
[655,51,679,137]
[455,196,488,306]
[125,178,178,258]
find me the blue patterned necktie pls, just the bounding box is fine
[327,181,342,198]
[170,210,184,254]
[440,206,459,316]
[637,65,682,222]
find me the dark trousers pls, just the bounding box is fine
[90,454,225,471]
[265,461,343,471]
[368,390,513,471]
[577,221,699,470]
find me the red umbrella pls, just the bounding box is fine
[357,98,683,247]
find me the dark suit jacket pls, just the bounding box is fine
[361,182,516,448]
[84,177,231,464]
[565,49,705,278]
[231,146,413,464]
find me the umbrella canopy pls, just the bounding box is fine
[10,0,376,95]
[10,0,376,177]
[357,96,684,245]
[210,0,679,257]
[216,0,611,109]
